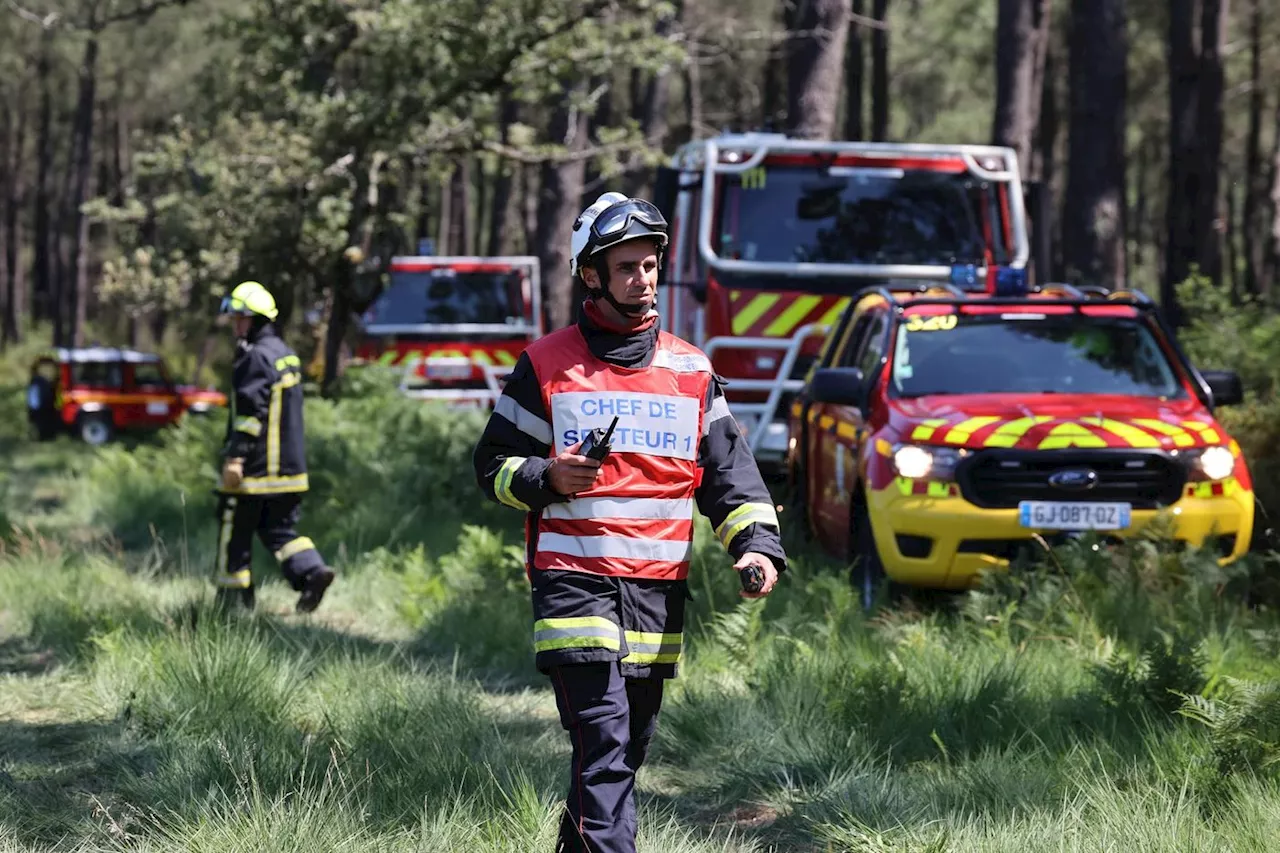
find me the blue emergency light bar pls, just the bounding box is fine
[948,264,1029,296]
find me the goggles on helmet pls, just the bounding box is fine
[588,198,668,244]
[219,295,253,316]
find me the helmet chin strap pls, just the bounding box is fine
[589,261,651,319]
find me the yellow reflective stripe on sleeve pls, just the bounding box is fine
[275,537,316,562]
[214,569,252,589]
[1181,420,1222,444]
[1132,418,1195,447]
[495,457,532,511]
[942,416,1002,444]
[1080,417,1161,448]
[275,354,301,371]
[533,616,621,653]
[983,416,1053,448]
[715,502,780,548]
[233,416,262,437]
[622,630,683,665]
[267,384,282,476]
[911,418,947,441]
[276,371,301,389]
[1036,422,1108,449]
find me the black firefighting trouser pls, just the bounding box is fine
[550,662,665,853]
[213,492,326,592]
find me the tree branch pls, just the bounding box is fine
[100,0,192,27]
[5,0,58,28]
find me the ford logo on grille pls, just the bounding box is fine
[1048,468,1099,491]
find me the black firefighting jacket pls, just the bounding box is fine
[472,301,787,678]
[223,322,309,495]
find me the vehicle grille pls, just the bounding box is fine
[956,449,1187,509]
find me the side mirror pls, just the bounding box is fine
[809,366,867,408]
[1201,369,1244,407]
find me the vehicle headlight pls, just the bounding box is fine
[892,445,964,481]
[1196,445,1235,481]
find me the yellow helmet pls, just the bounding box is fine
[220,281,278,321]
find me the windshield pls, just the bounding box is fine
[714,165,997,267]
[364,269,528,327]
[890,313,1185,398]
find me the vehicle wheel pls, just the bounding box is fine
[79,414,114,446]
[849,495,886,611]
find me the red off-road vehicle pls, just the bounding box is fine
[26,347,227,446]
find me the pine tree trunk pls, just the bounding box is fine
[536,89,590,331]
[488,87,518,256]
[1196,0,1227,286]
[447,157,472,256]
[1037,39,1061,279]
[787,0,853,140]
[33,29,54,332]
[1243,0,1265,296]
[1062,0,1126,288]
[1164,0,1200,320]
[61,22,101,348]
[1267,102,1280,291]
[992,0,1052,174]
[870,0,890,141]
[843,0,865,140]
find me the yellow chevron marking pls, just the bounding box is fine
[731,294,781,335]
[1080,417,1162,448]
[982,416,1054,448]
[875,438,893,457]
[1037,421,1108,449]
[942,416,1002,444]
[1181,420,1222,444]
[763,295,824,337]
[818,414,835,430]
[910,418,948,442]
[1133,418,1194,447]
[376,351,399,366]
[494,351,518,365]
[836,422,858,440]
[817,299,849,329]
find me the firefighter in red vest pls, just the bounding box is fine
[473,192,786,853]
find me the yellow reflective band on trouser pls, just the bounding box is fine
[715,502,780,548]
[267,384,282,476]
[214,496,237,583]
[1037,422,1108,449]
[495,457,532,511]
[275,537,316,562]
[622,630,683,665]
[237,474,309,494]
[233,416,262,437]
[214,569,251,589]
[534,616,622,653]
[1080,417,1161,448]
[911,418,947,441]
[1132,418,1195,447]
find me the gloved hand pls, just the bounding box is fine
[221,457,245,491]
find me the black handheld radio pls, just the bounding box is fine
[739,561,767,594]
[579,415,619,461]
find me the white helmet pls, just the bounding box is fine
[569,192,669,279]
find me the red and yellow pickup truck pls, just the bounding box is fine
[786,281,1252,607]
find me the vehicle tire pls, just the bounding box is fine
[849,494,886,611]
[78,413,114,447]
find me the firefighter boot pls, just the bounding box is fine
[295,566,335,613]
[214,586,255,614]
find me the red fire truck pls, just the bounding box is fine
[653,132,1032,467]
[352,255,543,406]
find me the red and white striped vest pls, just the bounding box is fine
[526,326,713,581]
